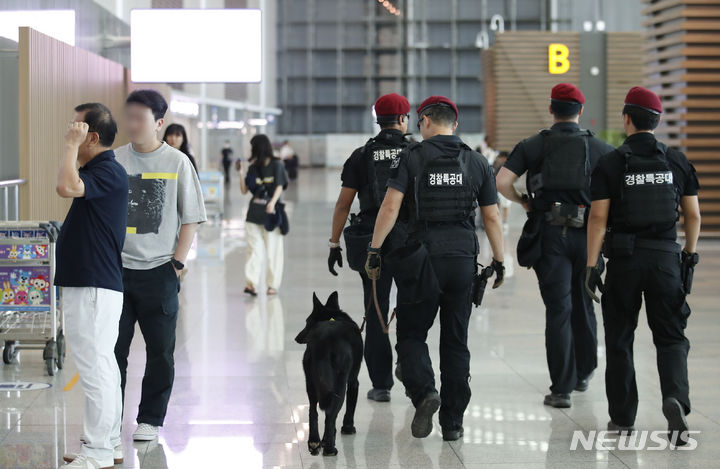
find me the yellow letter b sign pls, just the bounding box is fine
[548,43,570,74]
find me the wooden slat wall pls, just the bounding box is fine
[484,31,646,150]
[606,32,645,132]
[481,48,497,150]
[18,27,127,221]
[483,32,581,153]
[643,0,720,234]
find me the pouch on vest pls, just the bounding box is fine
[604,232,635,258]
[517,211,543,268]
[415,149,475,224]
[343,218,373,272]
[615,143,679,230]
[548,203,586,228]
[384,241,441,304]
[528,129,591,195]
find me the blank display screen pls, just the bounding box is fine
[130,9,262,83]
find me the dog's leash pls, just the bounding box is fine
[372,278,395,335]
[358,278,395,334]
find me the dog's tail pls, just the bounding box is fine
[314,358,338,410]
[315,348,353,411]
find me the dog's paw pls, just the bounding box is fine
[341,425,356,435]
[322,446,338,457]
[308,441,321,455]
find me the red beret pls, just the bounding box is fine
[624,86,662,114]
[550,83,585,104]
[417,96,459,119]
[374,93,410,117]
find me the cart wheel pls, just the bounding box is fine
[44,340,58,376]
[3,341,17,364]
[56,332,66,370]
[46,358,57,376]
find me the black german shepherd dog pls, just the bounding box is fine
[295,291,363,456]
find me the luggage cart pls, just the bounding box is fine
[198,171,224,222]
[0,221,65,376]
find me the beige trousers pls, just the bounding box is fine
[245,222,284,289]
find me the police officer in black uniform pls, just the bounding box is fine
[586,86,701,445]
[496,83,614,408]
[328,93,411,402]
[365,96,505,441]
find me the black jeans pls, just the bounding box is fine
[395,255,475,431]
[115,261,180,427]
[533,224,597,394]
[359,270,394,390]
[222,160,232,183]
[602,248,691,426]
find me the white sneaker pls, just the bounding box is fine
[133,423,159,441]
[64,445,123,465]
[61,454,113,469]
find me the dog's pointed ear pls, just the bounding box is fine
[325,291,340,310]
[312,292,323,310]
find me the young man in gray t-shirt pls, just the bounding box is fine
[114,90,206,442]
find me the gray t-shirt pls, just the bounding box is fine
[115,142,207,270]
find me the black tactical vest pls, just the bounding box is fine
[357,137,407,213]
[612,143,679,230]
[412,147,475,224]
[527,129,592,208]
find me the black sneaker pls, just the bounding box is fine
[442,427,464,441]
[575,371,594,392]
[367,388,391,402]
[662,397,690,446]
[395,363,411,397]
[411,392,441,438]
[607,420,634,435]
[543,393,571,408]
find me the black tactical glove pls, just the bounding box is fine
[365,247,381,280]
[328,247,343,276]
[491,259,505,289]
[680,250,699,295]
[585,261,605,303]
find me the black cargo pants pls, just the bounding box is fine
[114,261,180,427]
[602,247,691,426]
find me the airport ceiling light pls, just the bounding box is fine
[248,118,267,126]
[378,0,402,16]
[0,10,75,46]
[170,99,200,117]
[131,9,262,83]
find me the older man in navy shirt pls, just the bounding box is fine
[54,103,128,469]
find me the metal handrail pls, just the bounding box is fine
[0,178,25,221]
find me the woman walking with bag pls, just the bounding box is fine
[239,134,289,296]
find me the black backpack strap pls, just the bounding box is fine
[617,144,633,173]
[362,137,376,161]
[578,129,592,178]
[655,141,669,160]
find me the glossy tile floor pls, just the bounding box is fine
[1,168,719,469]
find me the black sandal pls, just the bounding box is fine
[244,286,257,296]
